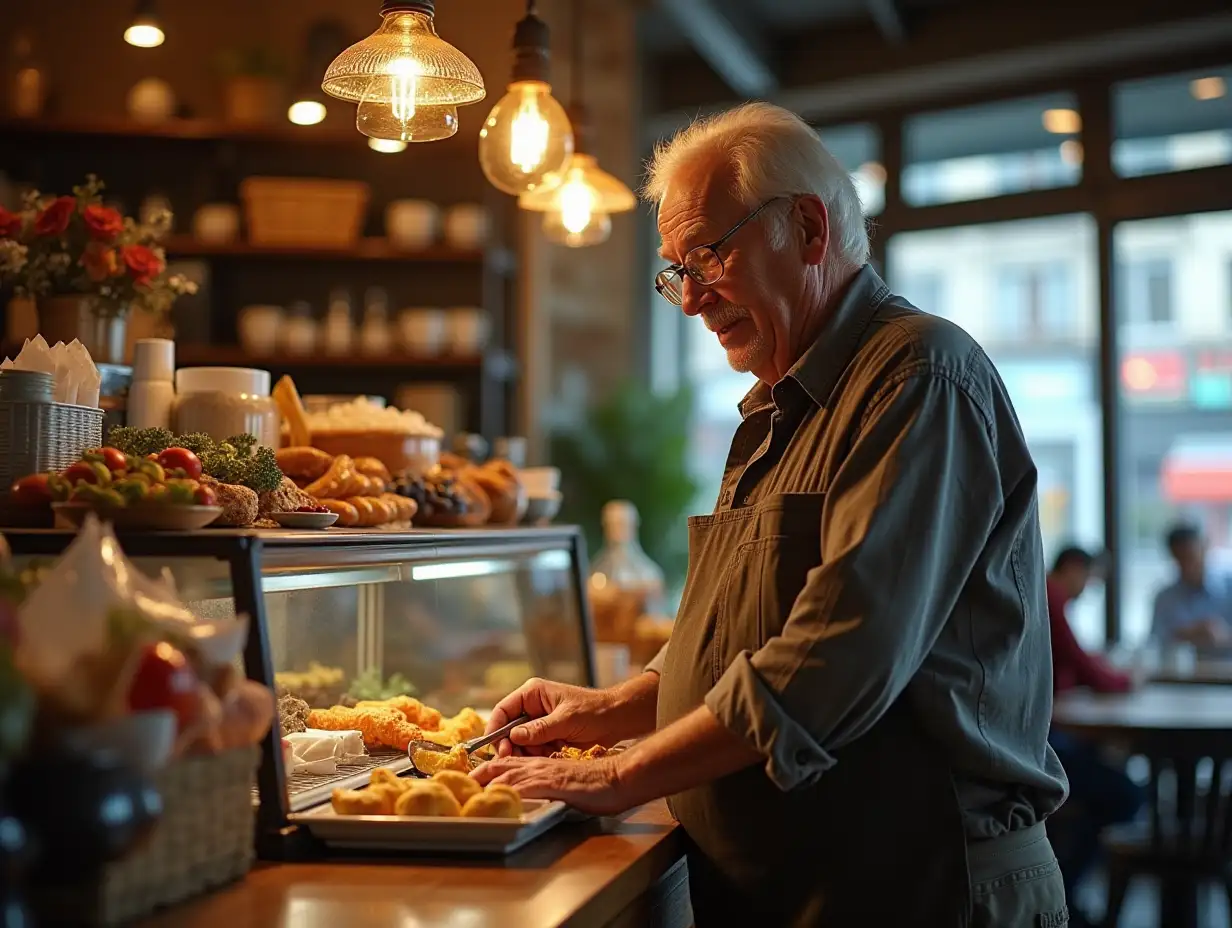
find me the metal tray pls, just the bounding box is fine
[290,798,568,855]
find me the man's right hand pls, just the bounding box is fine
[485,673,660,757]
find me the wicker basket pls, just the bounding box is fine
[240,176,370,248]
[32,747,260,927]
[0,399,104,489]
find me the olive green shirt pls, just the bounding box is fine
[648,265,1069,839]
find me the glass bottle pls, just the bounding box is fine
[359,287,391,356]
[587,501,665,645]
[323,287,354,356]
[10,32,46,118]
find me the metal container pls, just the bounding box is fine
[0,370,54,403]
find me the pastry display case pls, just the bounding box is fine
[2,526,595,858]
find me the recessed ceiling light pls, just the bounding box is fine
[1191,76,1227,101]
[1042,108,1081,134]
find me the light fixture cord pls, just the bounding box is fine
[571,0,584,106]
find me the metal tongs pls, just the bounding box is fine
[406,713,530,777]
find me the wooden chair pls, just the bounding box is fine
[1101,732,1232,928]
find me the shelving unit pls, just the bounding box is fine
[0,115,519,438]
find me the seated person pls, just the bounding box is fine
[1046,546,1143,928]
[1151,523,1232,650]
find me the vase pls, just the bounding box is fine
[37,295,128,365]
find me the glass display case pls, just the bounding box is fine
[3,527,594,858]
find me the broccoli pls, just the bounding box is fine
[107,426,174,458]
[226,433,258,456]
[175,433,217,458]
[245,445,283,493]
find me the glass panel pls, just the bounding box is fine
[1113,66,1232,178]
[815,122,884,216]
[1115,211,1232,646]
[888,215,1106,644]
[902,93,1082,206]
[267,544,587,717]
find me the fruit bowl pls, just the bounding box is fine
[270,510,339,530]
[52,502,224,532]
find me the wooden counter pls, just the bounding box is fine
[139,801,690,928]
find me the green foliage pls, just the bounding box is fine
[549,383,699,589]
[108,426,174,458]
[107,428,281,492]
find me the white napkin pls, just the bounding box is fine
[13,335,54,377]
[68,339,101,407]
[3,335,101,407]
[283,729,367,774]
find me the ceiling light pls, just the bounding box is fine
[1191,76,1227,101]
[1042,108,1081,135]
[478,1,573,195]
[368,137,408,152]
[322,1,485,143]
[124,0,165,48]
[288,100,327,126]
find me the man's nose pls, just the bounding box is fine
[680,275,713,316]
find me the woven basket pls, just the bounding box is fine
[33,747,259,926]
[0,400,104,489]
[240,176,370,248]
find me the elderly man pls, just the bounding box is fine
[475,102,1068,927]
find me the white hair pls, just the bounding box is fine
[642,102,869,269]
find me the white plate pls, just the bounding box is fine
[271,510,340,529]
[291,798,568,854]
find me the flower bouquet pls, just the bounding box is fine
[0,175,197,361]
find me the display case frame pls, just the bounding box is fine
[2,526,595,858]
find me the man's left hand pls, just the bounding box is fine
[471,755,633,817]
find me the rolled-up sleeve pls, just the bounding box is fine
[644,642,669,675]
[705,368,1006,791]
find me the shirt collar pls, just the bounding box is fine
[738,264,891,418]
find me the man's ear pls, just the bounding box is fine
[796,195,829,267]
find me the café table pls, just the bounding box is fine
[1053,684,1232,928]
[1149,658,1232,687]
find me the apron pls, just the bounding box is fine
[658,492,972,927]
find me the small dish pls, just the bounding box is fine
[271,510,340,530]
[52,502,223,532]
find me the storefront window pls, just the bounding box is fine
[888,215,1106,644]
[1116,210,1232,644]
[1113,66,1232,178]
[815,122,884,216]
[902,93,1082,206]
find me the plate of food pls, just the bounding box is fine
[270,507,340,530]
[53,501,223,531]
[291,768,567,854]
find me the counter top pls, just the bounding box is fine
[139,801,689,928]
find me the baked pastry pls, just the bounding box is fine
[258,475,319,519]
[370,768,414,792]
[460,787,522,819]
[471,460,527,525]
[355,457,393,485]
[368,782,405,814]
[307,705,424,751]
[304,454,358,499]
[317,498,359,526]
[275,447,333,483]
[411,744,470,776]
[394,781,461,817]
[380,492,417,523]
[432,770,482,805]
[356,695,442,730]
[200,477,259,527]
[331,788,386,816]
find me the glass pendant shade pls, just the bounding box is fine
[518,153,637,214]
[322,5,485,143]
[479,81,573,195]
[543,206,611,247]
[124,0,164,47]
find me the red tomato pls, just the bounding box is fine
[157,447,203,480]
[10,473,52,505]
[128,642,201,732]
[89,446,128,474]
[193,484,218,507]
[63,461,105,486]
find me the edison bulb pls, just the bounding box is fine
[479,81,573,195]
[124,22,164,48]
[542,175,612,248]
[288,100,326,126]
[356,57,459,142]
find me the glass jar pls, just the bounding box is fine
[587,501,665,645]
[172,367,280,448]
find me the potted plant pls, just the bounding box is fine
[217,46,287,125]
[0,176,197,364]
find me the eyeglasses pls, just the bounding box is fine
[654,197,786,306]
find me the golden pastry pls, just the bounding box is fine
[331,788,386,816]
[307,705,424,751]
[551,745,611,761]
[432,770,482,806]
[461,788,523,819]
[368,782,406,814]
[411,744,470,776]
[355,456,393,484]
[317,498,360,527]
[357,696,443,731]
[304,454,357,499]
[275,446,333,482]
[273,376,311,448]
[370,768,414,792]
[394,781,462,817]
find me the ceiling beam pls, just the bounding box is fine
[866,0,908,43]
[657,0,778,98]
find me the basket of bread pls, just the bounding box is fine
[2,517,275,926]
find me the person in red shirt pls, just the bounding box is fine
[1046,546,1143,928]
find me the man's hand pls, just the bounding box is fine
[484,673,659,757]
[472,755,631,816]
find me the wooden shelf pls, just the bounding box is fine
[176,346,486,370]
[0,116,372,147]
[163,236,498,265]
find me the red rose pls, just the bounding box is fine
[121,244,164,286]
[33,196,77,237]
[0,207,21,239]
[82,204,123,242]
[82,242,120,282]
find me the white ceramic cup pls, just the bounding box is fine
[447,306,490,354]
[386,199,441,250]
[443,203,489,249]
[238,305,284,356]
[520,466,561,497]
[397,307,446,356]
